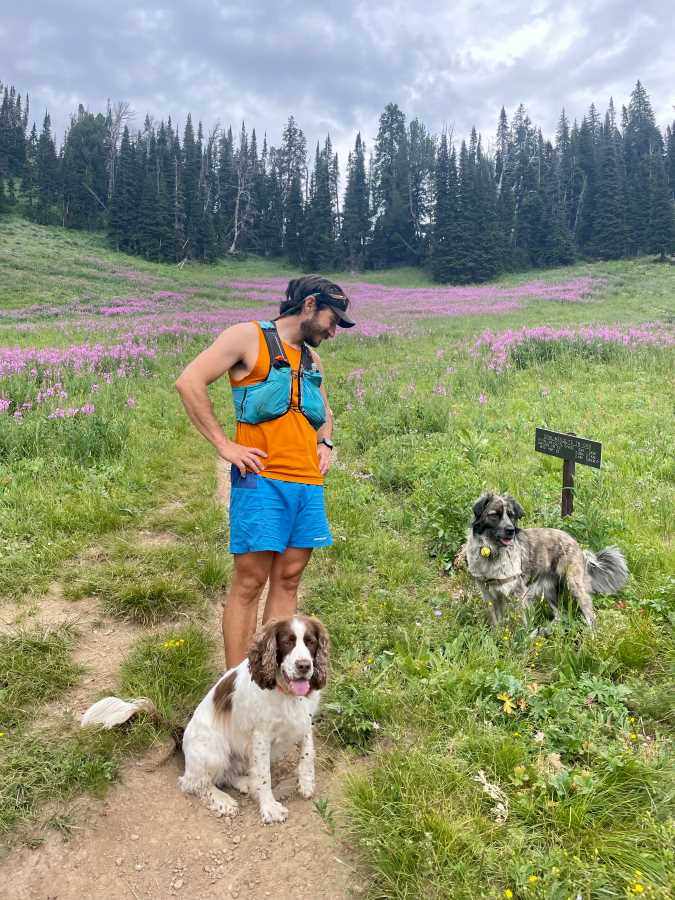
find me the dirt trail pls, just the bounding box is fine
[2,743,358,900]
[0,461,361,900]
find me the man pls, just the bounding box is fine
[175,274,355,667]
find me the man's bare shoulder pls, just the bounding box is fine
[308,347,323,367]
[214,320,260,350]
[222,321,259,340]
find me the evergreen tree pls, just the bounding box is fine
[591,111,626,259]
[452,140,477,282]
[182,114,201,240]
[495,107,509,185]
[472,139,502,280]
[138,132,163,260]
[573,112,599,250]
[370,103,417,267]
[341,133,370,269]
[407,118,436,258]
[624,81,658,254]
[666,122,675,200]
[216,127,235,248]
[430,132,456,282]
[191,166,217,261]
[278,115,307,204]
[108,126,136,251]
[261,166,284,257]
[284,172,304,266]
[496,110,516,270]
[35,112,59,224]
[555,108,573,222]
[0,86,27,179]
[62,106,108,230]
[170,131,186,260]
[303,142,335,270]
[648,149,675,257]
[22,122,39,212]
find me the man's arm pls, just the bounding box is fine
[175,322,267,476]
[311,350,333,476]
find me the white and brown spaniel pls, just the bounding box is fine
[178,615,329,824]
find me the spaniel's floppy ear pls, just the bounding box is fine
[506,496,524,521]
[472,494,492,521]
[308,618,330,692]
[248,621,278,690]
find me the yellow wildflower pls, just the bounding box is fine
[629,733,639,741]
[630,884,645,895]
[634,871,643,878]
[503,890,513,899]
[497,692,516,715]
[527,875,539,884]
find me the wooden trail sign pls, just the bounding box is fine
[535,428,602,517]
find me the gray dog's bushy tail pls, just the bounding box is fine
[584,547,629,595]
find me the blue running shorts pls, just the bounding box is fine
[228,469,333,555]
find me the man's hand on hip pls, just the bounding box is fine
[218,441,268,477]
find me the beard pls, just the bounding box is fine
[299,315,329,347]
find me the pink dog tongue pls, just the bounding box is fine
[289,679,310,696]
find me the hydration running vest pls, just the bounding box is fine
[231,321,326,430]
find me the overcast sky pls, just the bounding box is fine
[2,0,673,169]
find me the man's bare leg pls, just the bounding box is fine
[263,547,313,623]
[222,551,275,668]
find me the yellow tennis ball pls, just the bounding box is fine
[480,546,491,558]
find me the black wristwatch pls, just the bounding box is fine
[318,437,334,450]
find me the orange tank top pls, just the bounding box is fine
[228,323,323,485]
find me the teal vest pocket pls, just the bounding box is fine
[299,367,326,429]
[232,366,292,424]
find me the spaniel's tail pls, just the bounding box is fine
[80,696,183,764]
[585,546,629,595]
[80,696,158,729]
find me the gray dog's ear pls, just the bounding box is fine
[506,497,524,520]
[472,494,492,520]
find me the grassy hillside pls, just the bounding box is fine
[1,216,673,898]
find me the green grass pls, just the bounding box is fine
[0,628,81,730]
[0,722,160,843]
[117,624,219,723]
[0,215,674,894]
[0,624,216,844]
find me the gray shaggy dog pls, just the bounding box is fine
[466,494,628,628]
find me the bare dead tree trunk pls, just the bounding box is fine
[106,101,134,200]
[229,171,241,253]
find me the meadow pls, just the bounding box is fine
[0,215,673,899]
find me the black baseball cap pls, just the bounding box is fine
[280,276,356,328]
[313,289,356,328]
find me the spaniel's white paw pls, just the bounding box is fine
[298,777,315,799]
[260,800,288,824]
[206,788,239,818]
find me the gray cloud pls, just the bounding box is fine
[2,0,673,172]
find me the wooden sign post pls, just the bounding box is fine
[535,428,602,517]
